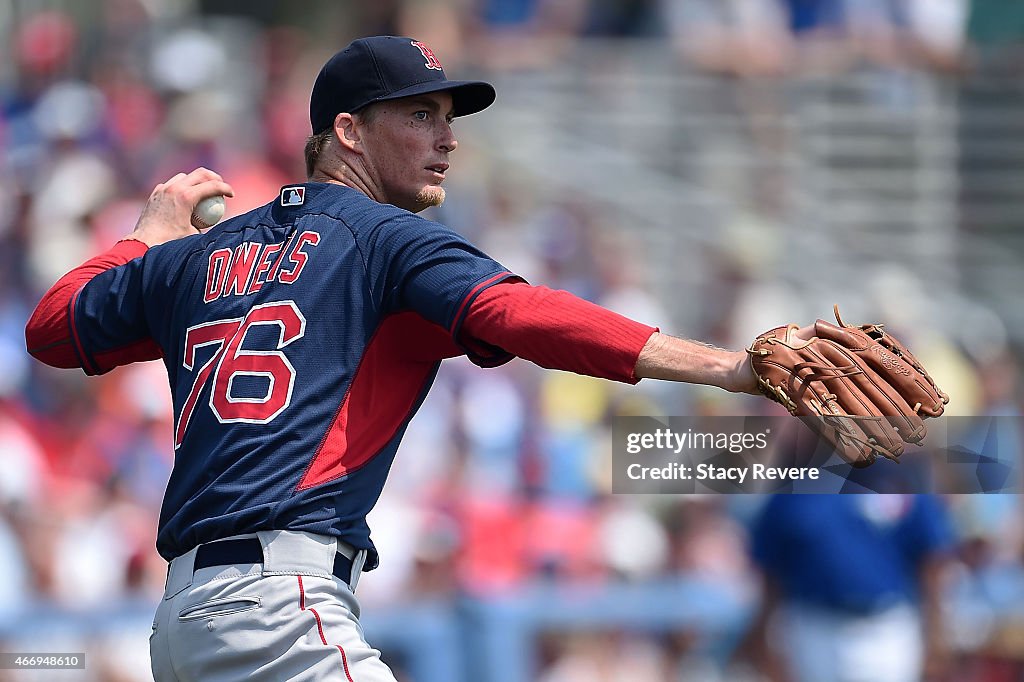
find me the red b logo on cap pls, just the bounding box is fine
[411,41,443,71]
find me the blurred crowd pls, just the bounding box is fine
[1,1,1024,681]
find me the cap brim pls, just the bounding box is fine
[372,79,495,117]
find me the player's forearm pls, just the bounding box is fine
[26,239,150,368]
[634,332,757,394]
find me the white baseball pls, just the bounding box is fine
[191,195,226,229]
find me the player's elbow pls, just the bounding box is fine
[25,304,81,369]
[27,349,81,369]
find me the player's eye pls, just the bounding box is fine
[413,111,429,121]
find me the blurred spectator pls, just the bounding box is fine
[0,510,30,620]
[466,0,589,70]
[947,493,1024,682]
[965,0,1024,59]
[905,0,968,70]
[537,631,668,682]
[665,498,752,592]
[584,0,662,37]
[744,495,956,682]
[665,0,968,77]
[662,0,792,77]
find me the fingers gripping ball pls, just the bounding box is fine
[191,195,225,229]
[747,307,948,467]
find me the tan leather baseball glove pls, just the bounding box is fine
[748,306,949,466]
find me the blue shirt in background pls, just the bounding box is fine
[751,495,954,613]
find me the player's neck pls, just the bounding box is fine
[310,162,386,205]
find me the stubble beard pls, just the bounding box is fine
[416,185,446,209]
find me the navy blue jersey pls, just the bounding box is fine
[69,183,516,564]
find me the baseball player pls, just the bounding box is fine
[25,36,766,681]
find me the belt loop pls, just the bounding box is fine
[349,549,367,592]
[259,530,335,579]
[165,546,197,599]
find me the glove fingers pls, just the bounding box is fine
[811,396,906,461]
[870,333,949,415]
[810,340,928,445]
[752,346,906,462]
[802,414,898,467]
[816,320,947,417]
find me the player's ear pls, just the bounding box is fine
[333,113,362,153]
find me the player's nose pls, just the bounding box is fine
[438,123,457,154]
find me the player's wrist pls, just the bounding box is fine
[127,220,195,248]
[724,349,759,395]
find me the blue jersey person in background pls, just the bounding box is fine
[746,495,955,682]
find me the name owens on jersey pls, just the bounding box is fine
[203,230,321,301]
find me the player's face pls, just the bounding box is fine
[359,91,458,213]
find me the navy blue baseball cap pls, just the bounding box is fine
[309,36,496,134]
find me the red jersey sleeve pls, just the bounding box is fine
[26,239,162,370]
[460,281,658,384]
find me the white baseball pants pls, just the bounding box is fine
[150,531,398,682]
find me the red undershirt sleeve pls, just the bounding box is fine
[25,239,161,369]
[460,281,658,384]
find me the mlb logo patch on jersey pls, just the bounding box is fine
[281,187,306,207]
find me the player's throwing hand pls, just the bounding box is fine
[129,167,234,247]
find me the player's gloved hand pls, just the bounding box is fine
[129,168,235,247]
[747,308,948,466]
